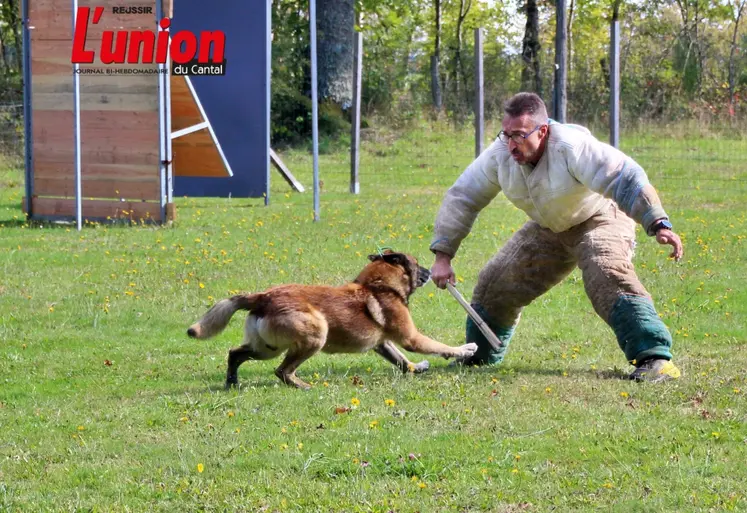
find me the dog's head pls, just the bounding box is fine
[366,249,431,297]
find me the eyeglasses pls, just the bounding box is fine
[498,124,543,144]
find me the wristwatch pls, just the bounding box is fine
[649,219,673,236]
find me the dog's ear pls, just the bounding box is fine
[381,252,407,267]
[368,254,382,262]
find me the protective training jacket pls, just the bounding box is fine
[430,122,668,258]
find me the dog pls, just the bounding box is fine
[187,250,478,389]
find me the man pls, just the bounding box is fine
[429,92,683,382]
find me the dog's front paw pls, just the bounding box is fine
[457,343,478,358]
[406,360,430,374]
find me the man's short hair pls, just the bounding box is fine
[504,92,548,124]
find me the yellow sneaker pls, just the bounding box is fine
[629,358,681,383]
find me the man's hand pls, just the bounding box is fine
[655,228,683,262]
[431,252,456,289]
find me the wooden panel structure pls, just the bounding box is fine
[23,0,171,222]
[28,196,161,221]
[170,75,231,178]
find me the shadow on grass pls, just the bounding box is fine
[435,363,632,381]
[182,359,633,395]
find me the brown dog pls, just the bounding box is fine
[187,250,478,389]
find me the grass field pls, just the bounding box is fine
[1,121,746,512]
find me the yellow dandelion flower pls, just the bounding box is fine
[620,392,629,398]
[545,387,552,393]
[227,411,235,418]
[418,482,427,489]
[297,443,303,450]
[351,398,360,406]
[385,399,395,407]
[197,463,204,473]
[369,420,379,429]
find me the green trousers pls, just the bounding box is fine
[465,204,673,366]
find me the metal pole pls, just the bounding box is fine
[310,0,320,221]
[554,0,567,123]
[165,19,173,207]
[474,27,484,158]
[156,0,167,223]
[610,11,621,148]
[22,0,33,219]
[264,0,272,205]
[350,31,362,194]
[73,0,82,230]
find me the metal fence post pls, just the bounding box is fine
[474,27,484,158]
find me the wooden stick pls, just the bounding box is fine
[446,283,503,352]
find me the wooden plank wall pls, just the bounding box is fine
[26,0,171,221]
[170,75,230,178]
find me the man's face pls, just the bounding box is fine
[501,114,548,165]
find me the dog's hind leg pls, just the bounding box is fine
[226,345,260,388]
[273,311,328,390]
[225,315,283,389]
[374,341,430,374]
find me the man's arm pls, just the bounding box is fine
[567,136,683,260]
[429,144,502,259]
[567,137,667,235]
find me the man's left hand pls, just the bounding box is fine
[655,229,683,262]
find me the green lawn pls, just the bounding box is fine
[1,121,746,512]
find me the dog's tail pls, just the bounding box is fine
[187,293,262,340]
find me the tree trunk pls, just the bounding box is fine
[521,0,542,96]
[431,57,442,110]
[451,0,471,117]
[317,0,355,109]
[0,32,8,73]
[728,0,745,116]
[431,0,442,109]
[674,0,704,97]
[2,0,22,74]
[600,56,610,90]
[567,0,575,100]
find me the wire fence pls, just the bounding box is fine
[0,102,24,172]
[2,101,745,218]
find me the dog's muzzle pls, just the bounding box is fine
[417,266,431,287]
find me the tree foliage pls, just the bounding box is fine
[0,0,743,147]
[267,0,746,142]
